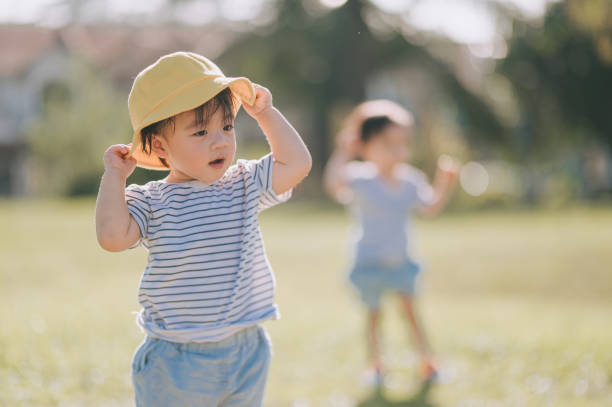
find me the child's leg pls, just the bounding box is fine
[350,264,385,384]
[399,294,437,378]
[367,308,382,372]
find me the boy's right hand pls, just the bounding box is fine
[103,144,137,179]
[337,129,360,159]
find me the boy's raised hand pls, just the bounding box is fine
[239,83,311,195]
[418,154,460,217]
[337,129,361,159]
[242,84,273,118]
[104,144,137,179]
[437,154,460,184]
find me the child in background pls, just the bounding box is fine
[95,52,311,406]
[324,100,457,385]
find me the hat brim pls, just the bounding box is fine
[128,76,255,171]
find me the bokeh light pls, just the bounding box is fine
[460,161,490,196]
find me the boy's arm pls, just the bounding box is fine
[324,127,360,202]
[95,144,142,252]
[242,85,312,195]
[418,155,459,217]
[323,150,353,202]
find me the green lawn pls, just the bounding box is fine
[1,199,611,406]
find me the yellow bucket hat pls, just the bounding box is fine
[127,51,256,170]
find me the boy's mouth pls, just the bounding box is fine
[208,157,225,169]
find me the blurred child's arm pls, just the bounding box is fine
[95,144,142,252]
[419,155,459,217]
[323,150,353,202]
[243,84,312,195]
[323,128,360,202]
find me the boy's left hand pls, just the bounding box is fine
[242,84,273,119]
[437,154,460,184]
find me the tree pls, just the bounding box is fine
[219,0,507,173]
[498,0,612,157]
[26,59,132,196]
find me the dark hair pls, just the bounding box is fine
[139,88,236,168]
[360,115,394,144]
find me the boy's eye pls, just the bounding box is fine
[223,124,234,132]
[193,129,207,137]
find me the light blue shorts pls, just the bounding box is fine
[349,259,421,310]
[132,325,272,407]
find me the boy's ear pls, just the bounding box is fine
[151,134,168,159]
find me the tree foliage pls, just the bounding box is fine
[26,60,132,196]
[498,0,612,156]
[219,0,507,171]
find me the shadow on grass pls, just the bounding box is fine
[357,380,437,407]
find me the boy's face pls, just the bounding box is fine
[154,107,236,183]
[361,124,410,172]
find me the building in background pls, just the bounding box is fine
[0,24,236,196]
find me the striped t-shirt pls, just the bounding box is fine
[125,153,291,343]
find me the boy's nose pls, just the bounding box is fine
[210,130,228,149]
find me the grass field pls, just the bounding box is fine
[1,199,611,406]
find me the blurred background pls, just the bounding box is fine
[1,0,611,406]
[1,0,611,204]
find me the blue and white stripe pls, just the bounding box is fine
[125,153,291,342]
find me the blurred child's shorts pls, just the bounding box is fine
[349,258,421,309]
[132,324,272,407]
